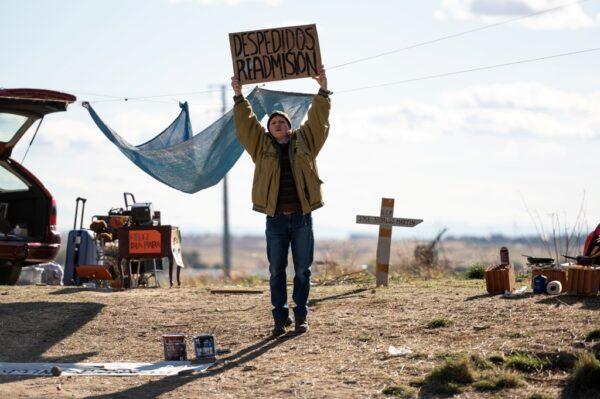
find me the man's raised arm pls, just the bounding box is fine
[297,65,331,157]
[232,76,266,162]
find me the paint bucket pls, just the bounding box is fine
[162,334,187,361]
[193,334,216,362]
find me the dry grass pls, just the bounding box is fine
[0,278,598,398]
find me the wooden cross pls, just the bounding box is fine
[356,198,423,287]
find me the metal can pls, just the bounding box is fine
[193,334,216,361]
[500,247,510,265]
[162,334,187,361]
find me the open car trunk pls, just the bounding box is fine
[0,89,74,283]
[0,160,50,242]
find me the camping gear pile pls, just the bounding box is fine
[527,256,568,291]
[486,226,600,296]
[63,193,170,289]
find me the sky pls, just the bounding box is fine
[1,0,600,240]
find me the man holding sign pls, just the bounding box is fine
[231,65,330,335]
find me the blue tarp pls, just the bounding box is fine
[82,87,313,193]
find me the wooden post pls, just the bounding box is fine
[376,198,394,286]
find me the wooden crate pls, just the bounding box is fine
[531,268,567,290]
[566,266,600,296]
[485,265,515,295]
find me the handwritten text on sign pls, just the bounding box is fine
[229,24,321,84]
[129,230,162,254]
[356,215,423,228]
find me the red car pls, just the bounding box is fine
[0,89,76,284]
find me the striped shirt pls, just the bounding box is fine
[275,142,302,214]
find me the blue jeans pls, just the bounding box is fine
[266,212,314,324]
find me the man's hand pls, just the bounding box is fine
[231,76,242,96]
[313,65,327,91]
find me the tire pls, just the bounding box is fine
[0,264,22,285]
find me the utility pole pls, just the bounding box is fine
[220,84,232,279]
[209,83,232,279]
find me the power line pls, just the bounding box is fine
[329,0,593,70]
[73,46,598,102]
[75,86,256,105]
[85,97,178,105]
[80,87,231,102]
[70,91,125,100]
[336,47,600,94]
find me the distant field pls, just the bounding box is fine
[52,233,568,281]
[179,234,552,279]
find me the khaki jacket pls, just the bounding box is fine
[234,93,331,216]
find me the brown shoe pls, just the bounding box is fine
[295,319,309,334]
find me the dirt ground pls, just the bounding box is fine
[0,279,598,398]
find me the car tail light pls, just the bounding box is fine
[47,197,61,245]
[49,197,57,226]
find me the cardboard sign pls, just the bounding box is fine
[229,24,321,84]
[129,230,161,254]
[356,215,423,228]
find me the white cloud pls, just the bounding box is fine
[168,0,281,6]
[435,0,596,30]
[331,82,600,142]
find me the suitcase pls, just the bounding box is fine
[62,198,98,285]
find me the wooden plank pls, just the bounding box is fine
[229,24,321,85]
[356,215,423,227]
[210,289,264,295]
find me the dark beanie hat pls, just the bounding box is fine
[267,111,292,131]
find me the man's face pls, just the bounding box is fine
[269,115,290,141]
